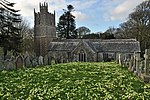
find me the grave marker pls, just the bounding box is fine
[144,49,149,75]
[16,56,24,69]
[39,56,44,65]
[24,56,32,68]
[5,60,15,70]
[44,55,48,65]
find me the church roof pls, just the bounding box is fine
[48,42,78,51]
[93,41,140,52]
[48,39,140,53]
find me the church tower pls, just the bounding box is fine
[34,2,56,56]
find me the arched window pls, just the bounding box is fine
[79,49,86,62]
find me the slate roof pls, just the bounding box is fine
[48,39,141,53]
[93,41,140,52]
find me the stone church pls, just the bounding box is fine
[34,3,141,62]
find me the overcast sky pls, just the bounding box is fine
[11,0,146,33]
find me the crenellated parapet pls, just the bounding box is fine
[34,2,56,56]
[34,2,55,26]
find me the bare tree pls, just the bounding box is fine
[115,0,150,54]
[19,17,34,54]
[76,26,91,38]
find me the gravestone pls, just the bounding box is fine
[118,54,122,65]
[24,51,30,58]
[144,49,150,75]
[24,56,32,68]
[38,56,44,65]
[0,56,3,61]
[48,55,51,65]
[125,58,130,68]
[135,53,140,76]
[128,56,133,71]
[31,57,38,67]
[5,60,15,70]
[16,56,24,69]
[0,56,3,70]
[5,55,11,60]
[44,55,48,65]
[0,61,4,71]
[10,56,16,61]
[131,52,136,72]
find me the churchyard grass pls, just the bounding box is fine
[0,62,150,99]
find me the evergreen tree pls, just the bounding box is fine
[0,0,22,59]
[57,5,77,39]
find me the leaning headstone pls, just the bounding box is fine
[44,55,48,65]
[38,56,44,65]
[24,56,32,68]
[15,56,24,69]
[5,60,15,70]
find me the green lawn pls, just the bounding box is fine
[0,62,150,99]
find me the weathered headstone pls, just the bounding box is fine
[140,60,144,73]
[10,56,16,61]
[24,56,32,68]
[128,56,133,71]
[60,56,63,63]
[123,55,127,67]
[122,58,127,67]
[0,61,4,71]
[48,55,51,65]
[144,49,149,75]
[38,56,44,65]
[0,56,3,70]
[31,57,38,67]
[44,55,48,65]
[5,55,11,60]
[0,56,3,61]
[5,60,15,70]
[15,56,24,69]
[125,58,130,68]
[24,51,30,58]
[118,54,122,65]
[131,52,136,72]
[135,53,140,76]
